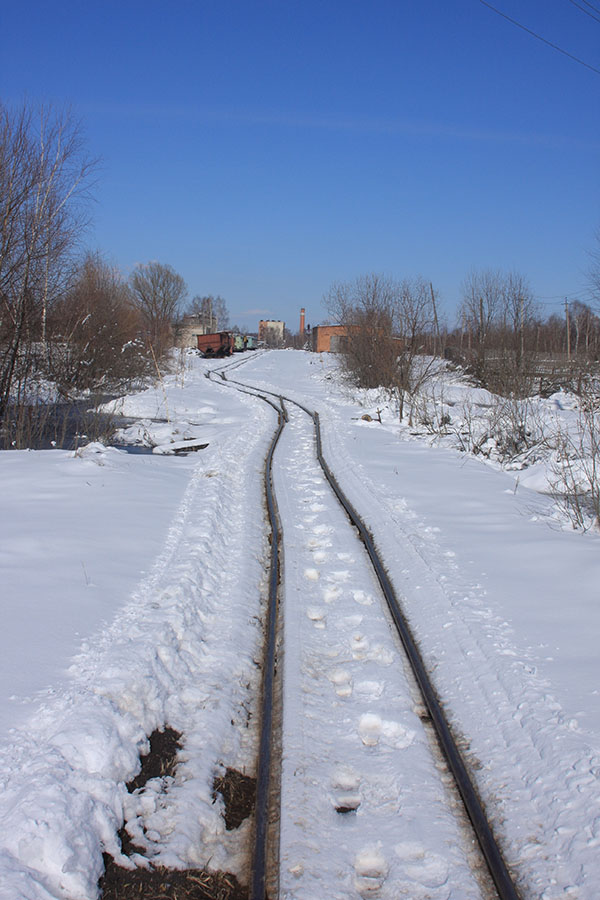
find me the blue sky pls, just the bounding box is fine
[1,0,599,331]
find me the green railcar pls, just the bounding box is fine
[232,333,256,351]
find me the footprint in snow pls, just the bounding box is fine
[331,765,362,815]
[358,713,416,749]
[400,849,450,888]
[332,764,361,792]
[322,586,342,603]
[333,791,361,813]
[394,841,425,862]
[313,523,334,536]
[304,568,320,581]
[358,713,382,746]
[342,614,363,627]
[306,606,326,628]
[381,719,416,749]
[327,569,351,583]
[328,668,353,698]
[351,632,370,660]
[355,680,384,699]
[352,589,374,606]
[312,550,328,565]
[354,845,389,896]
[366,643,394,666]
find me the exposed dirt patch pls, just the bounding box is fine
[126,726,182,793]
[99,729,249,899]
[100,860,248,900]
[212,767,256,830]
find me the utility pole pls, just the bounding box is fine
[478,296,485,371]
[519,295,524,370]
[430,282,441,357]
[565,298,571,362]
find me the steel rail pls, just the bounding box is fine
[207,368,285,900]
[310,410,521,900]
[250,392,286,900]
[210,365,522,900]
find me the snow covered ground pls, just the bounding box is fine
[1,350,599,899]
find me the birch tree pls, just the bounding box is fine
[0,101,95,419]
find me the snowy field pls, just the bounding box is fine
[0,349,599,899]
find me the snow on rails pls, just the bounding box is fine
[208,358,522,900]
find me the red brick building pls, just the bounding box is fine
[311,325,349,353]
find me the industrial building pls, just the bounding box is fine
[258,319,285,345]
[311,325,350,353]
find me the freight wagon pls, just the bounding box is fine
[196,332,235,357]
[233,334,257,351]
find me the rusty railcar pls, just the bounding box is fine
[196,332,235,357]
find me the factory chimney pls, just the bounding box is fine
[299,307,305,335]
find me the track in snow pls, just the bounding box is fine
[209,357,522,900]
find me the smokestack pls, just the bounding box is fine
[299,307,305,335]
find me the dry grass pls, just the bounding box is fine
[126,727,182,793]
[99,730,250,899]
[100,860,247,900]
[212,767,256,831]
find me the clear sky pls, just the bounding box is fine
[1,0,599,331]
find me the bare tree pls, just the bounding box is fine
[503,271,537,371]
[394,277,437,421]
[588,227,600,307]
[460,269,505,381]
[185,294,230,332]
[324,273,435,420]
[0,101,96,420]
[459,269,538,393]
[325,274,398,389]
[568,300,600,359]
[129,261,187,357]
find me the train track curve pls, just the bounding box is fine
[207,359,522,900]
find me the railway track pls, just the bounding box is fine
[207,359,522,900]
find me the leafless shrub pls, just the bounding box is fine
[487,396,548,463]
[1,392,117,451]
[446,393,548,465]
[49,252,152,393]
[550,385,600,531]
[411,383,453,435]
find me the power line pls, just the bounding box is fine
[538,289,594,299]
[536,292,597,307]
[479,0,600,76]
[572,0,600,16]
[568,0,600,25]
